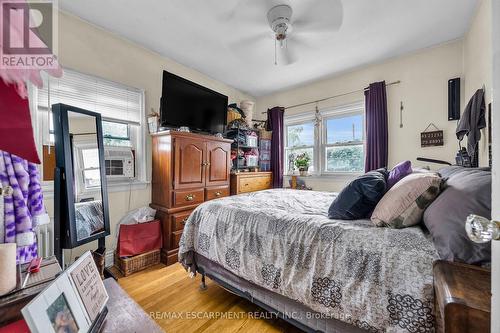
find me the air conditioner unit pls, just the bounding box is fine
[104,146,134,178]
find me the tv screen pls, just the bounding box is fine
[160,71,228,133]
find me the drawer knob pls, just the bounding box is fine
[181,217,188,225]
[185,194,195,201]
[215,191,221,197]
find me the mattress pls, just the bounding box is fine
[179,189,439,332]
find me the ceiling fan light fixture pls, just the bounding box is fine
[267,4,292,36]
[268,4,292,66]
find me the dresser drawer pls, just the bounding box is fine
[238,175,272,193]
[171,230,183,250]
[205,186,229,201]
[171,209,194,232]
[173,188,204,207]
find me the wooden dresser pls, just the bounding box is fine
[150,131,232,265]
[433,260,491,333]
[230,172,273,195]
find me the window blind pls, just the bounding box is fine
[37,69,143,124]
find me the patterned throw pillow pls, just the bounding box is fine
[371,172,442,228]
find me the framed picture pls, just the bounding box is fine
[22,274,90,333]
[66,252,108,322]
[22,252,108,333]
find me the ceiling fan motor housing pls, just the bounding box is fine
[267,4,293,40]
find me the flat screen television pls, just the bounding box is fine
[160,71,228,133]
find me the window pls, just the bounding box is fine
[284,102,365,175]
[31,68,147,190]
[81,148,101,188]
[284,120,315,173]
[102,121,131,147]
[323,113,364,173]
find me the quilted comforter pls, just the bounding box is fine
[179,189,438,333]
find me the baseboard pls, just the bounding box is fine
[105,249,114,267]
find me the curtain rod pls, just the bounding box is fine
[261,80,401,113]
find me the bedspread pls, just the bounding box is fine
[179,189,438,333]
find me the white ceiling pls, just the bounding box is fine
[59,0,478,97]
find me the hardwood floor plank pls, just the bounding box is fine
[118,263,303,333]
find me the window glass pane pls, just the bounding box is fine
[286,122,314,147]
[285,147,314,173]
[103,138,131,147]
[83,169,101,187]
[326,114,363,144]
[325,145,364,172]
[102,121,129,139]
[81,148,99,169]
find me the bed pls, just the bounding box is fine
[178,189,438,333]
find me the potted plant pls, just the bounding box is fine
[295,152,311,176]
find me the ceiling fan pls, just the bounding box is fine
[228,0,343,66]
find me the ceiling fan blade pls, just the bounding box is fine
[222,0,277,21]
[223,0,248,20]
[293,0,343,33]
[229,33,274,61]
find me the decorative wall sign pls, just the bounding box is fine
[421,123,444,147]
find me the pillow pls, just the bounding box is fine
[387,160,412,188]
[371,172,442,228]
[328,168,388,220]
[423,166,491,265]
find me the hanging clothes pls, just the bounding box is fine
[0,151,49,264]
[0,182,3,244]
[456,89,486,167]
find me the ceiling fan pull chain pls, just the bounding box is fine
[274,38,277,66]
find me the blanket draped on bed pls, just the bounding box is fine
[179,189,438,333]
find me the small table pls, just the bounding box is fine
[0,274,162,333]
[433,260,491,333]
[101,279,162,333]
[0,256,61,326]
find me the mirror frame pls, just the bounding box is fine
[53,103,111,249]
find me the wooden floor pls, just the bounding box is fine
[118,263,304,333]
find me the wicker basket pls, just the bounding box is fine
[114,249,160,277]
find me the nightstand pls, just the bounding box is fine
[433,260,491,333]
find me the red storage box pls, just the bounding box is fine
[117,220,162,257]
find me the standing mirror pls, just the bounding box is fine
[53,104,110,263]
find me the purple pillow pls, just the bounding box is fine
[387,160,412,188]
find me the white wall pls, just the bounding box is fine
[463,0,493,167]
[257,41,464,191]
[43,11,255,262]
[490,0,499,330]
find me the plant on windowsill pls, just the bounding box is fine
[295,152,311,176]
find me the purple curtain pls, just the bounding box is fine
[267,107,285,188]
[364,81,388,172]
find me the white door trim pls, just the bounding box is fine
[491,0,499,331]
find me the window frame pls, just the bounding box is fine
[321,103,365,175]
[283,101,365,176]
[73,140,101,195]
[284,113,318,175]
[28,69,148,197]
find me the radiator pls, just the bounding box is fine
[36,221,54,258]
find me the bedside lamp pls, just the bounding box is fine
[465,214,500,243]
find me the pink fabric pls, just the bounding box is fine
[0,0,62,98]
